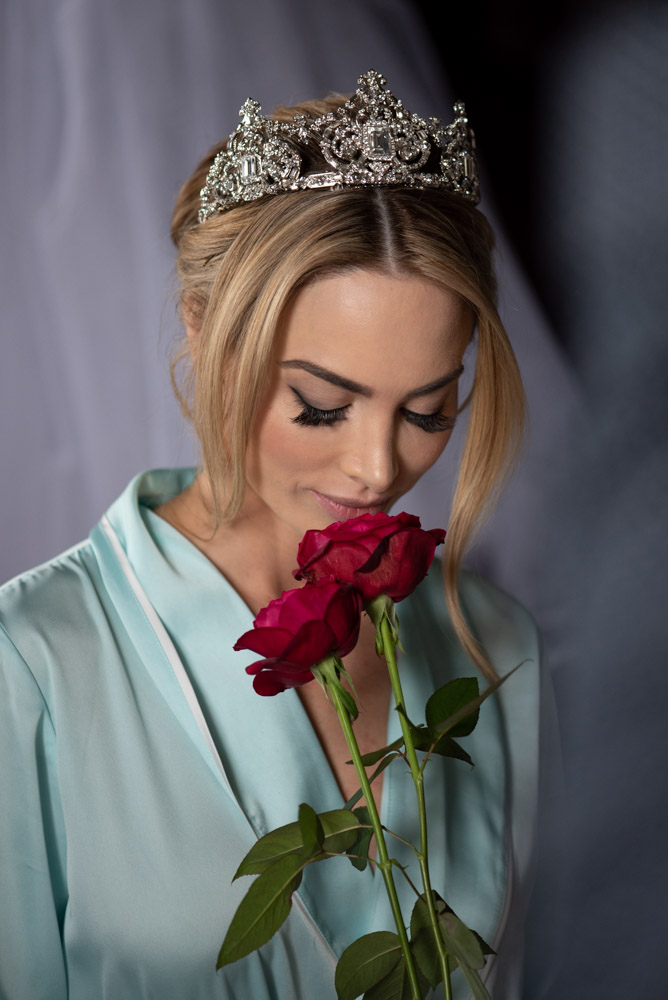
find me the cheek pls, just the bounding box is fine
[247,412,328,487]
[401,386,460,479]
[398,427,455,483]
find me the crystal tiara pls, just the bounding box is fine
[198,70,480,221]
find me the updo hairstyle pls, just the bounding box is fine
[170,94,526,681]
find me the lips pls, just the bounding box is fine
[309,490,392,520]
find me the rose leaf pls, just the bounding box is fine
[472,929,496,957]
[345,806,373,871]
[409,894,431,938]
[428,662,527,741]
[357,736,404,767]
[361,951,431,1000]
[319,809,366,854]
[334,931,402,1000]
[338,684,360,721]
[428,735,475,767]
[298,802,324,855]
[437,909,485,970]
[425,677,480,738]
[235,809,358,878]
[394,702,420,731]
[459,964,492,1000]
[405,726,474,767]
[409,928,441,990]
[409,894,445,988]
[217,854,304,967]
[344,752,401,810]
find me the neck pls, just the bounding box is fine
[154,472,303,615]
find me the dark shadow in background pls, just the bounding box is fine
[416,1,668,996]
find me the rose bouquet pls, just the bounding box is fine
[218,512,518,1000]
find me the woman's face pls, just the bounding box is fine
[244,269,473,542]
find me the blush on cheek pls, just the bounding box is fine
[399,423,455,484]
[246,408,323,495]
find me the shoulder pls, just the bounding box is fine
[459,570,541,669]
[414,563,541,675]
[0,539,103,696]
[0,538,99,627]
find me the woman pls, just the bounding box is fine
[0,72,542,999]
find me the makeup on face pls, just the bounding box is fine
[244,269,473,538]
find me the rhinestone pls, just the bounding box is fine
[241,155,260,180]
[368,126,392,155]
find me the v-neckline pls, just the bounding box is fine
[143,500,394,801]
[133,499,399,951]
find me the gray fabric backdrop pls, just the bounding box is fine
[1,0,576,654]
[3,1,667,996]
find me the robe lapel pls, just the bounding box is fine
[93,470,379,956]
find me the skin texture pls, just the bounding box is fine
[157,268,473,800]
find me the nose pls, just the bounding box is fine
[338,418,399,495]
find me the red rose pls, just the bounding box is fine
[234,580,364,696]
[294,511,445,603]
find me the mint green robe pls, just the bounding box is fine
[0,470,542,999]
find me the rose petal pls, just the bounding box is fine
[251,666,315,696]
[296,538,376,582]
[253,591,297,628]
[252,673,288,696]
[384,531,439,601]
[281,618,338,666]
[319,587,364,654]
[234,626,296,656]
[274,585,331,630]
[245,657,276,675]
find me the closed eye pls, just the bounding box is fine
[401,408,456,433]
[290,389,455,433]
[290,389,349,427]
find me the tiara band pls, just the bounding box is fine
[198,70,480,221]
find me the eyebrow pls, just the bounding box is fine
[280,359,465,398]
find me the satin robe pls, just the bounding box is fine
[0,469,542,999]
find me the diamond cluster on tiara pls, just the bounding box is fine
[198,70,480,222]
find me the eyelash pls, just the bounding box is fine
[290,392,455,434]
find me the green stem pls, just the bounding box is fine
[382,828,421,853]
[442,955,453,1000]
[394,865,423,899]
[328,677,423,1000]
[380,614,452,997]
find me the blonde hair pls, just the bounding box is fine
[170,96,525,682]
